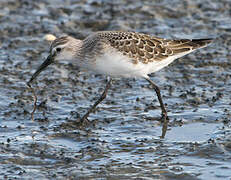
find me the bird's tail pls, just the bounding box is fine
[164,38,213,55]
[191,38,213,49]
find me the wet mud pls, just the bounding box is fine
[0,0,231,179]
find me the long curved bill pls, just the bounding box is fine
[27,54,53,86]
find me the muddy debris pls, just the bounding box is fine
[0,0,231,179]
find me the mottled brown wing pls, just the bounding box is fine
[98,31,212,64]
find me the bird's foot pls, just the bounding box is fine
[75,116,90,126]
[160,112,169,139]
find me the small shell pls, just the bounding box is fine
[44,34,56,42]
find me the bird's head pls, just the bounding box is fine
[27,36,82,85]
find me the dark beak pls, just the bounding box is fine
[27,54,54,86]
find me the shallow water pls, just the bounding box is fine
[0,0,231,179]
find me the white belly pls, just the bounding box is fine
[85,48,192,78]
[93,51,147,78]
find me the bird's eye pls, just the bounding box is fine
[56,47,62,52]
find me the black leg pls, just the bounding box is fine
[79,77,112,123]
[145,77,168,122]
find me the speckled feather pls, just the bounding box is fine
[88,31,212,64]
